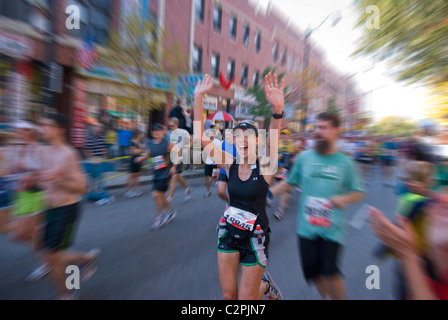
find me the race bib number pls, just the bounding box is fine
[153,155,167,170]
[224,206,258,232]
[304,196,334,228]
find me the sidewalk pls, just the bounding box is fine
[102,166,205,190]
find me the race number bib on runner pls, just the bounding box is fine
[224,206,258,232]
[153,155,167,170]
[304,196,334,228]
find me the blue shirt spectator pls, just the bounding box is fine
[118,129,132,147]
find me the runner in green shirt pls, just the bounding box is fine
[272,111,365,300]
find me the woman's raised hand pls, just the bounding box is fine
[194,74,214,98]
[264,72,285,114]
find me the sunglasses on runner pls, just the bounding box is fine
[233,121,258,137]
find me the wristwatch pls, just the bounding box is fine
[272,112,284,119]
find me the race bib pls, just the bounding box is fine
[224,206,258,232]
[304,196,334,228]
[153,155,167,170]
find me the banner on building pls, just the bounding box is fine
[176,74,203,98]
[0,31,34,59]
[71,78,88,147]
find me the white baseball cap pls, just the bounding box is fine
[14,120,37,130]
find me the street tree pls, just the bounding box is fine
[100,12,188,125]
[353,0,448,87]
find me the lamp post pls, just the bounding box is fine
[300,10,342,132]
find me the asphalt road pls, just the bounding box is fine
[0,165,400,300]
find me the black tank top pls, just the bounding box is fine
[227,159,269,229]
[147,138,171,179]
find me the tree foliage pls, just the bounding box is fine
[425,82,448,127]
[352,0,448,87]
[246,67,286,128]
[100,12,187,118]
[367,116,417,137]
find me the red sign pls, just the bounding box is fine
[70,78,87,147]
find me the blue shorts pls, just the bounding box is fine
[0,177,14,210]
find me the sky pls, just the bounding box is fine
[257,0,429,123]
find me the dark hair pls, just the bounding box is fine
[44,112,69,130]
[133,130,143,137]
[153,123,165,131]
[316,111,340,128]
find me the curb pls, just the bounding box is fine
[106,170,205,190]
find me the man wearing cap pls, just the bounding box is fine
[203,127,221,198]
[136,124,180,230]
[83,123,111,205]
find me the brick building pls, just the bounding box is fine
[0,0,360,144]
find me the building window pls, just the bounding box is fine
[243,23,250,47]
[253,70,260,87]
[229,14,237,40]
[254,31,261,53]
[272,42,278,62]
[295,57,301,72]
[195,0,204,22]
[281,49,287,66]
[241,65,248,87]
[227,59,235,82]
[211,53,220,79]
[288,54,294,71]
[213,6,222,32]
[193,46,202,72]
[0,0,32,23]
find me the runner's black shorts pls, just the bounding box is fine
[43,202,80,252]
[298,236,343,281]
[218,172,228,182]
[204,164,217,177]
[130,155,142,173]
[382,158,395,167]
[175,162,184,174]
[218,227,270,268]
[153,177,171,193]
[357,156,374,164]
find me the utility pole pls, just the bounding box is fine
[300,10,342,133]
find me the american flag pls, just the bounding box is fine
[76,30,98,71]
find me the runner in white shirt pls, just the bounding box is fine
[203,129,221,198]
[166,118,193,202]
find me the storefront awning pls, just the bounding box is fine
[107,110,137,119]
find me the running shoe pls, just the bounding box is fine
[59,291,80,300]
[161,209,177,226]
[262,270,283,300]
[125,191,136,198]
[273,209,284,220]
[133,190,143,197]
[184,187,192,201]
[204,191,212,198]
[25,264,51,282]
[80,249,101,282]
[151,216,164,231]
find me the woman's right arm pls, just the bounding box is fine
[193,75,233,174]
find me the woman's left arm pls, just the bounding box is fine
[261,73,285,184]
